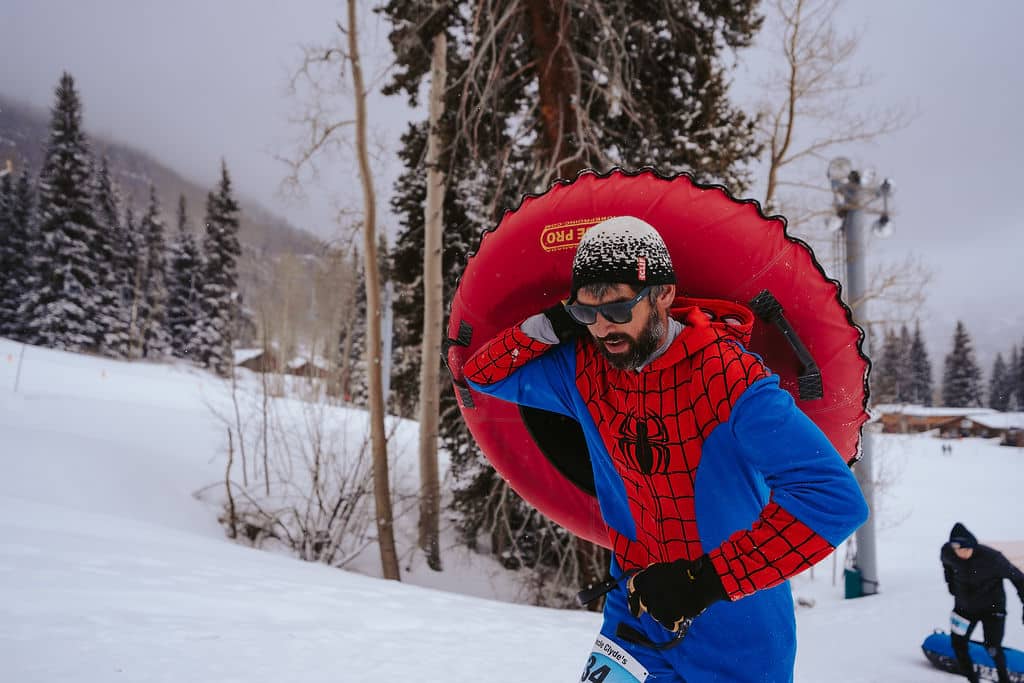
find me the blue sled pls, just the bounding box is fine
[922,631,1024,682]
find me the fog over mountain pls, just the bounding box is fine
[2,0,1022,385]
[0,94,319,257]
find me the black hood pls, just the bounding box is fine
[949,522,978,549]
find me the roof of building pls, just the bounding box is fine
[287,355,330,371]
[965,412,1024,430]
[234,348,269,365]
[873,404,997,418]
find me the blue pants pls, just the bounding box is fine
[591,580,796,682]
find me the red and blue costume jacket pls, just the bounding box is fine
[464,298,868,682]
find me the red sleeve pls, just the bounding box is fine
[708,501,835,599]
[464,325,555,386]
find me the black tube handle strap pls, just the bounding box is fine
[441,319,475,408]
[749,290,824,401]
[615,621,691,651]
[577,570,636,607]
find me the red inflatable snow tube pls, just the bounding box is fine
[445,168,869,547]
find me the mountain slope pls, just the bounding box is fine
[0,93,320,257]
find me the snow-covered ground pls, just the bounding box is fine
[1,338,1022,682]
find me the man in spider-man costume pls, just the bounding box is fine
[464,216,868,682]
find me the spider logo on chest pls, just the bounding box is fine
[617,412,671,475]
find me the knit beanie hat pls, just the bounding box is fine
[571,216,676,297]
[949,522,977,549]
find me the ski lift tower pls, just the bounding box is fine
[827,157,894,598]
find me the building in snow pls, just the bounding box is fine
[233,348,280,373]
[876,404,996,435]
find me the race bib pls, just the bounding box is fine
[950,611,970,636]
[580,635,650,683]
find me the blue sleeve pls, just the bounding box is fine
[729,376,869,547]
[466,342,579,418]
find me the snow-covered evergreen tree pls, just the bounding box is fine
[895,324,913,403]
[987,352,1012,411]
[5,168,40,342]
[194,161,241,376]
[0,170,23,338]
[22,72,102,351]
[941,321,983,407]
[136,185,171,358]
[166,195,201,359]
[122,204,145,356]
[91,156,131,356]
[337,249,368,406]
[1010,343,1022,411]
[908,321,933,406]
[872,328,900,404]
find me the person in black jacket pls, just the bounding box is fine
[941,522,1024,683]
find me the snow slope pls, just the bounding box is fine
[1,338,1022,682]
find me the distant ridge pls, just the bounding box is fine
[0,93,321,258]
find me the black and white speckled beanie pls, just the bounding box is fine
[571,216,676,296]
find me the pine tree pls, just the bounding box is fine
[941,321,983,407]
[872,328,899,404]
[383,0,765,415]
[6,169,40,343]
[0,170,20,337]
[22,72,103,351]
[988,352,1012,411]
[123,204,145,356]
[1005,344,1019,410]
[337,249,368,405]
[895,324,913,402]
[91,156,131,356]
[908,321,934,406]
[166,195,202,359]
[133,186,171,358]
[382,1,764,587]
[1011,342,1023,411]
[194,160,241,376]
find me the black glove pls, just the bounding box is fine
[542,303,586,344]
[626,555,729,632]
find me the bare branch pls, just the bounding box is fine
[758,0,915,209]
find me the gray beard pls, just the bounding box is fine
[595,308,665,371]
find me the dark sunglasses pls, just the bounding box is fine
[565,286,653,325]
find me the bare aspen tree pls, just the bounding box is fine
[417,20,446,572]
[759,0,911,216]
[280,1,401,581]
[757,0,927,326]
[346,0,401,581]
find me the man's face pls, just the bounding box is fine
[953,545,974,560]
[575,283,671,370]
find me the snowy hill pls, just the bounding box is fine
[1,338,1022,682]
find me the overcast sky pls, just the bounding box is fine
[2,0,1022,370]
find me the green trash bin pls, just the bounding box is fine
[844,567,863,599]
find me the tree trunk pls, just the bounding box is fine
[417,26,447,573]
[523,0,607,595]
[347,0,400,581]
[524,0,585,180]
